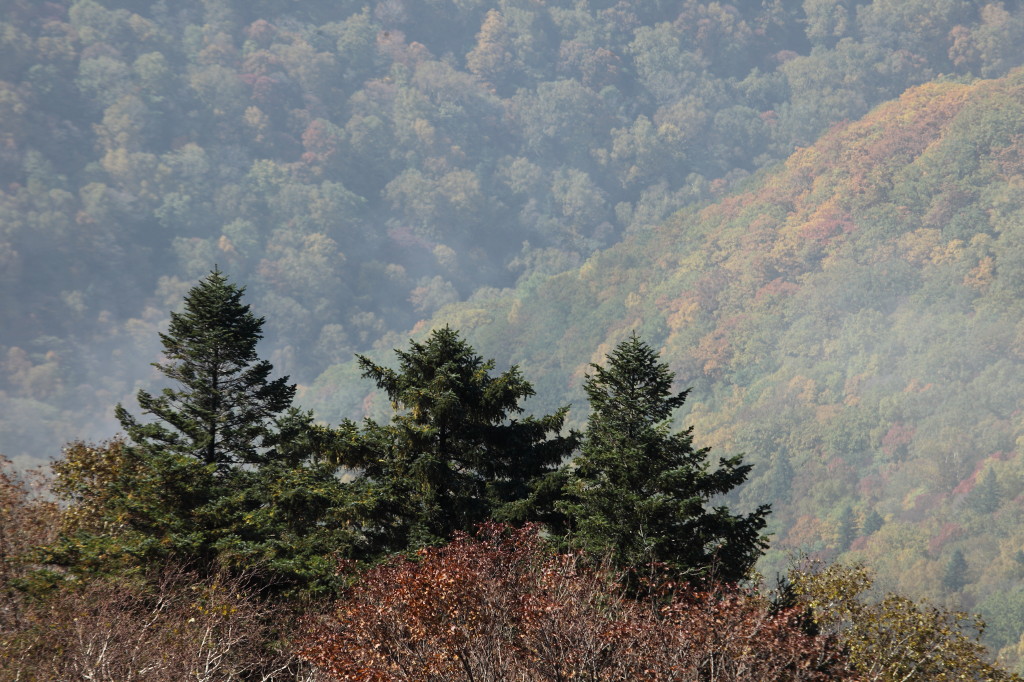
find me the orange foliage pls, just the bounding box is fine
[783,515,826,550]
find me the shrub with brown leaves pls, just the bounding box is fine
[299,524,853,681]
[0,454,58,632]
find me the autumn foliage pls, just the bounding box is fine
[299,524,852,681]
[2,567,318,681]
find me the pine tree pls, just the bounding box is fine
[100,269,298,567]
[48,271,354,596]
[968,467,1002,515]
[861,509,884,536]
[335,327,576,554]
[836,505,856,552]
[560,335,769,582]
[942,548,968,593]
[116,268,295,472]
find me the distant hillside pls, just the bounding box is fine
[8,0,1024,462]
[307,69,1024,666]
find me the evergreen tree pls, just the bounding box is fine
[559,335,768,582]
[861,509,884,535]
[334,327,576,554]
[968,467,1002,515]
[48,271,353,597]
[116,268,295,472]
[836,505,856,552]
[212,408,359,598]
[93,268,297,568]
[942,548,968,593]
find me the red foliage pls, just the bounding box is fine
[755,277,800,301]
[881,423,915,460]
[299,524,854,681]
[951,454,1006,496]
[928,522,964,556]
[302,120,343,165]
[857,472,886,500]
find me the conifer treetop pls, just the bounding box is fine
[117,268,295,470]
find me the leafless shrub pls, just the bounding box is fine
[1,563,325,681]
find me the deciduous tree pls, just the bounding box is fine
[299,524,853,681]
[792,561,1018,681]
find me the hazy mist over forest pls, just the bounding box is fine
[9,0,1024,664]
[5,0,1000,461]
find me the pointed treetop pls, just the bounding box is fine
[584,333,688,439]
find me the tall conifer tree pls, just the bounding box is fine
[48,271,355,597]
[335,327,576,553]
[560,335,768,582]
[116,268,295,472]
[87,269,298,569]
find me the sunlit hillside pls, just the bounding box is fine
[308,69,1024,663]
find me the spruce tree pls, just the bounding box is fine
[836,505,856,552]
[942,548,968,593]
[560,335,768,582]
[335,327,576,554]
[968,467,1002,515]
[116,268,295,472]
[99,268,298,568]
[48,270,354,596]
[861,509,884,535]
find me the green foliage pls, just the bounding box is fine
[862,509,885,536]
[559,335,768,582]
[338,69,1024,662]
[334,327,575,554]
[117,268,295,471]
[7,0,1024,665]
[835,505,856,552]
[47,271,352,598]
[941,548,968,593]
[968,467,1003,515]
[9,0,1024,464]
[977,585,1024,652]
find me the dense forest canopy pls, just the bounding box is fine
[6,0,1024,461]
[3,275,1014,679]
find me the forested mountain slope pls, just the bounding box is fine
[6,0,1024,461]
[308,69,1024,663]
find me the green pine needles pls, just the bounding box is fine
[45,273,770,599]
[559,334,769,582]
[334,326,577,553]
[49,270,353,598]
[117,267,295,471]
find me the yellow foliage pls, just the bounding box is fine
[931,239,966,266]
[792,562,1018,681]
[964,255,996,289]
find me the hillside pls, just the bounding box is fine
[7,0,1024,461]
[307,69,1024,663]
